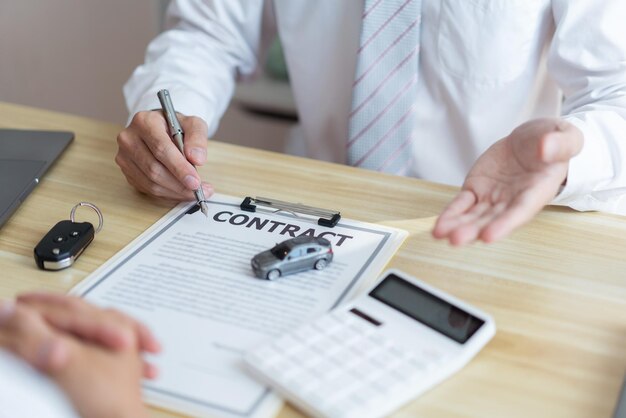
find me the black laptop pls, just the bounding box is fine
[0,129,74,228]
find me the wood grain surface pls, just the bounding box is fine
[1,102,625,418]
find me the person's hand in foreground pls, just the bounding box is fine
[16,292,161,378]
[0,295,160,418]
[116,110,214,200]
[433,118,583,246]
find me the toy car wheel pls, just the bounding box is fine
[267,269,281,281]
[314,259,327,271]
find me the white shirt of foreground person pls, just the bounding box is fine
[124,0,626,214]
[0,350,79,418]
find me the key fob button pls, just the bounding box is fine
[52,248,60,255]
[53,236,65,243]
[70,231,79,237]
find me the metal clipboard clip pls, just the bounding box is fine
[240,196,341,228]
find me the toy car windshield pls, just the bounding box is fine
[270,243,291,260]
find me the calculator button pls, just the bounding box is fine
[334,312,358,326]
[351,360,384,380]
[348,321,376,337]
[387,345,412,361]
[279,332,307,349]
[347,338,382,358]
[289,355,320,371]
[290,345,320,364]
[310,337,341,356]
[293,325,324,344]
[367,334,394,349]
[310,321,331,336]
[329,348,361,369]
[317,312,344,329]
[310,360,343,380]
[370,349,402,370]
[311,317,344,336]
[327,325,361,346]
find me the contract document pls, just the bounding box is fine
[72,194,407,418]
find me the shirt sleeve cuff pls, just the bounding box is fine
[551,116,615,211]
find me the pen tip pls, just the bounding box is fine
[200,202,209,217]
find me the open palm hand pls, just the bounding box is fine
[433,119,583,246]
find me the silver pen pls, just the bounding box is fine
[157,89,209,217]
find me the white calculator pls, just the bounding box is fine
[244,269,496,418]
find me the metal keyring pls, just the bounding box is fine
[70,202,104,234]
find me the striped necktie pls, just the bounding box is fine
[347,0,422,175]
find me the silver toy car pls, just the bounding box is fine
[251,236,333,280]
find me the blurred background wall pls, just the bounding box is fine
[0,1,295,152]
[0,1,164,123]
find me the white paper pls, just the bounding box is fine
[72,194,406,418]
[0,350,80,418]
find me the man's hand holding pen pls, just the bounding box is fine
[115,106,213,204]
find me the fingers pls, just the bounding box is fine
[447,202,507,246]
[124,138,191,194]
[17,294,161,354]
[539,120,584,164]
[480,193,544,243]
[434,193,541,246]
[17,294,161,380]
[432,190,477,239]
[179,114,209,166]
[0,301,70,373]
[117,111,213,199]
[434,201,492,240]
[142,120,201,191]
[17,294,131,350]
[116,149,212,200]
[433,198,502,246]
[439,190,477,219]
[143,361,159,380]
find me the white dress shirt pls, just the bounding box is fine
[124,0,626,214]
[0,350,79,418]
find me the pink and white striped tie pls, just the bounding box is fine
[347,0,421,174]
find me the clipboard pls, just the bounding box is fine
[240,196,341,227]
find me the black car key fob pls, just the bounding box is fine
[33,202,103,271]
[34,220,95,270]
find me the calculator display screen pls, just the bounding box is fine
[369,274,484,344]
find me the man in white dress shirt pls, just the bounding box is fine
[118,0,626,245]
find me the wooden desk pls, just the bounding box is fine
[1,102,625,418]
